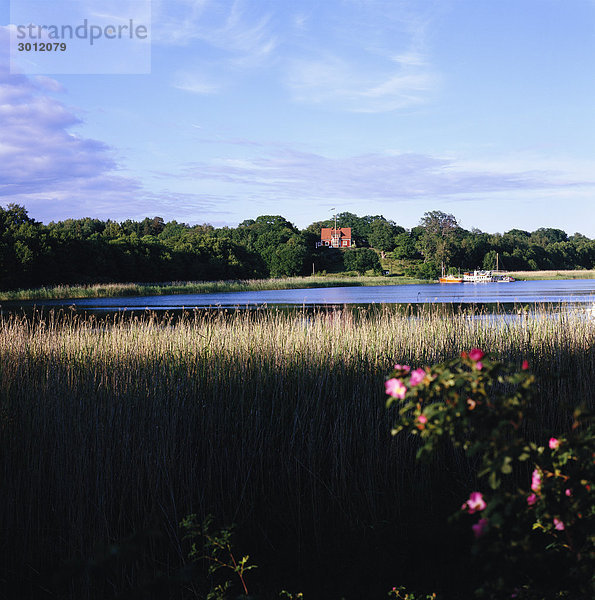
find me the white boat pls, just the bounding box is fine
[492,254,515,282]
[463,270,494,283]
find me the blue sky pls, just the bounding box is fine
[1,0,595,235]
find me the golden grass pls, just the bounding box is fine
[508,269,595,280]
[0,275,427,301]
[0,305,593,596]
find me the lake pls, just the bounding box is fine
[4,279,594,313]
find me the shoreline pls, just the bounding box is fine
[0,275,425,302]
[506,269,595,280]
[0,270,593,301]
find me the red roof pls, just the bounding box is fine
[320,227,351,241]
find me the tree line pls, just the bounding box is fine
[1,204,593,290]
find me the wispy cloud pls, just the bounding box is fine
[286,53,435,112]
[0,28,129,200]
[179,147,595,204]
[153,0,277,58]
[284,0,440,112]
[156,0,278,95]
[159,0,437,110]
[172,70,221,95]
[0,27,226,224]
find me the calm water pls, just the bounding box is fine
[5,279,594,312]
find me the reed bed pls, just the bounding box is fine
[0,305,593,598]
[0,275,425,302]
[508,269,595,280]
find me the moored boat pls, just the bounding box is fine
[492,254,515,282]
[439,262,463,283]
[463,270,494,283]
[439,274,463,283]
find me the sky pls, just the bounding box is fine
[1,0,595,236]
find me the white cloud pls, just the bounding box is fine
[154,0,278,95]
[153,0,276,57]
[0,66,119,195]
[0,26,224,223]
[156,0,439,111]
[286,54,436,112]
[172,71,221,94]
[179,147,595,204]
[283,1,440,112]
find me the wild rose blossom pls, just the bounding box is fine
[475,361,483,371]
[394,364,411,373]
[565,488,572,497]
[385,378,407,399]
[522,360,530,370]
[416,414,428,430]
[466,398,476,410]
[549,437,560,450]
[472,517,488,539]
[469,348,485,362]
[462,491,487,514]
[527,493,537,506]
[531,469,542,493]
[553,518,565,531]
[409,368,426,386]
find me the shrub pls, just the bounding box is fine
[386,352,594,599]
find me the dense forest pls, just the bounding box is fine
[1,203,594,290]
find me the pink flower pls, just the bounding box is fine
[394,364,411,373]
[475,361,483,370]
[527,493,537,506]
[531,469,541,493]
[565,488,572,497]
[385,378,407,399]
[409,368,426,386]
[462,491,487,514]
[522,360,530,370]
[548,437,560,450]
[553,518,565,531]
[416,414,428,430]
[469,348,485,362]
[472,517,488,539]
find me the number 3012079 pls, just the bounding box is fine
[17,42,67,51]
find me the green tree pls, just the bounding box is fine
[368,219,403,252]
[391,232,419,260]
[482,249,498,270]
[417,211,460,267]
[269,235,308,277]
[343,247,381,275]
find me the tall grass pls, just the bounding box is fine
[508,269,595,280]
[0,275,427,301]
[0,306,593,597]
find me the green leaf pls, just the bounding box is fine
[488,471,500,490]
[501,456,513,474]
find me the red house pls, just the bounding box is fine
[317,227,353,248]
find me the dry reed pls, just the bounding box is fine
[0,275,425,302]
[0,305,593,596]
